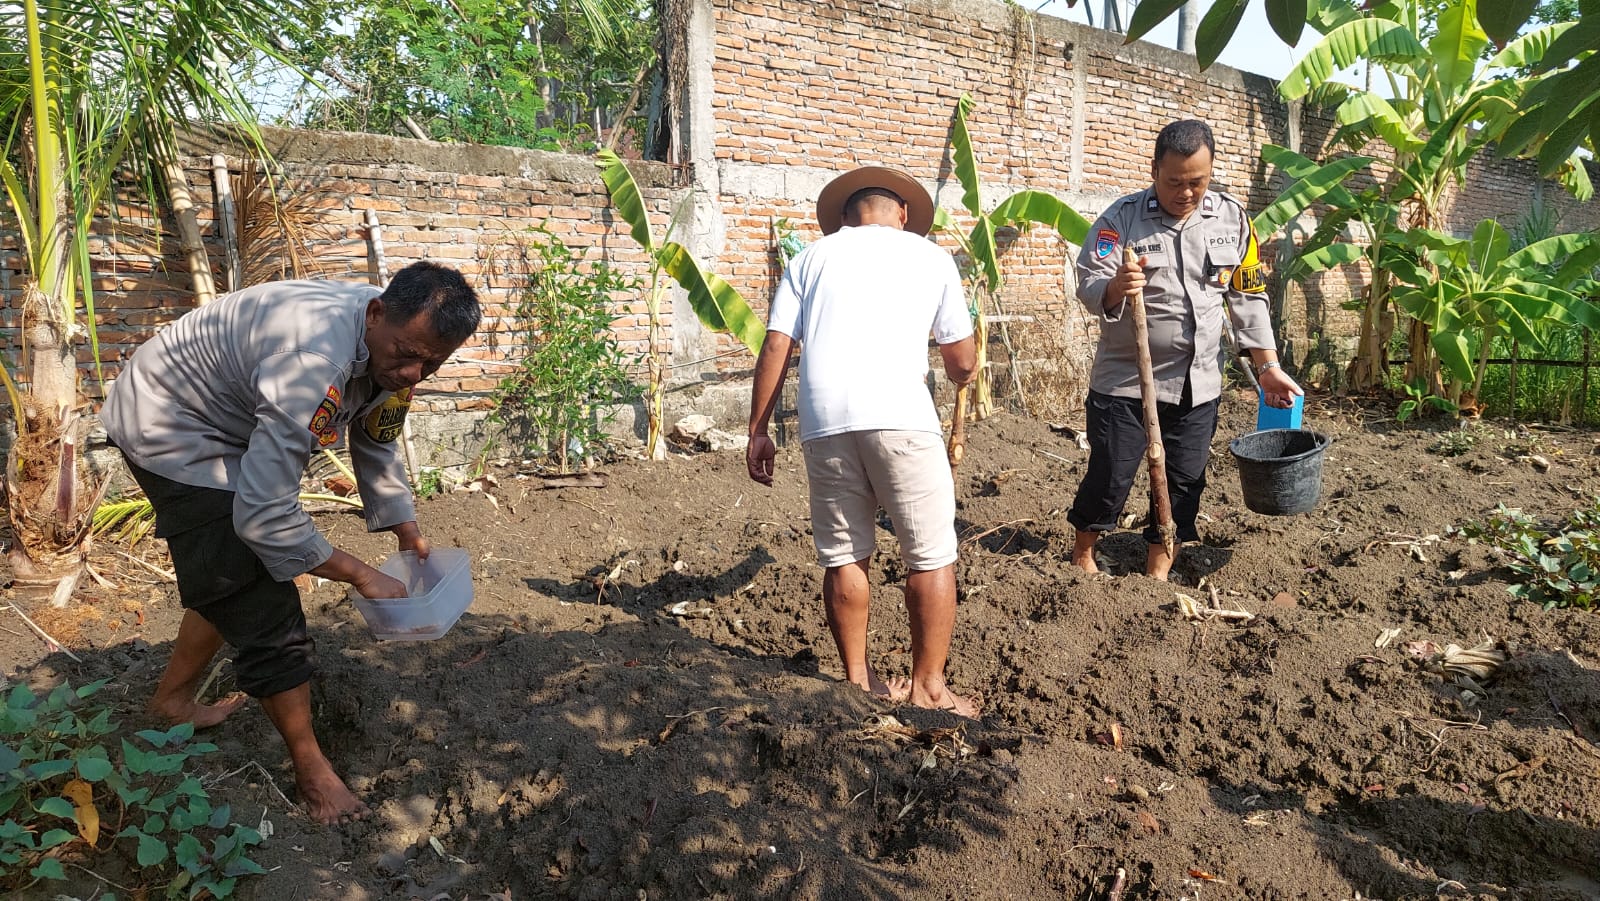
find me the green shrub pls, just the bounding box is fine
[491,227,643,472]
[1465,502,1600,609]
[1,680,264,898]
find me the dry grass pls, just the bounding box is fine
[1007,314,1095,423]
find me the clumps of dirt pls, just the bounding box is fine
[8,392,1600,899]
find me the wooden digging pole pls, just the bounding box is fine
[947,381,969,480]
[1125,247,1176,556]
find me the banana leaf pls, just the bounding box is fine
[987,190,1091,246]
[1292,241,1365,275]
[1470,219,1511,276]
[1125,0,1188,44]
[1335,92,1424,152]
[657,242,765,356]
[596,149,655,255]
[1429,1,1489,97]
[1486,21,1572,71]
[1477,0,1538,47]
[1536,14,1600,74]
[1264,0,1309,47]
[1280,19,1427,101]
[1502,232,1599,272]
[1253,154,1372,237]
[1196,0,1249,70]
[949,93,983,221]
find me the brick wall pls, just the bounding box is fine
[1,132,685,423]
[3,0,1594,455]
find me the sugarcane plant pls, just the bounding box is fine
[935,92,1091,419]
[596,149,764,459]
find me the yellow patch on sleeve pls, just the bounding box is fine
[1231,224,1267,294]
[363,387,413,443]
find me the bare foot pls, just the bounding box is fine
[908,679,981,718]
[149,691,248,729]
[1071,530,1101,574]
[1145,544,1174,581]
[852,669,912,703]
[296,763,370,825]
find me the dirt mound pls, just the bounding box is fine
[9,390,1600,899]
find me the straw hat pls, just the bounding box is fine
[815,165,935,237]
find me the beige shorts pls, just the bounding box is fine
[801,429,957,571]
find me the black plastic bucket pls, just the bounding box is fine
[1228,428,1331,516]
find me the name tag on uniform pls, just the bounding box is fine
[1130,239,1167,268]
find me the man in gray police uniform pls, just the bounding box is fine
[103,262,480,824]
[1069,119,1301,581]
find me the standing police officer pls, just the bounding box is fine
[1068,119,1302,580]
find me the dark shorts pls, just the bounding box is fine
[119,454,314,698]
[1066,384,1220,545]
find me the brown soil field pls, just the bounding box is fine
[7,389,1600,900]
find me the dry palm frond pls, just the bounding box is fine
[233,161,338,287]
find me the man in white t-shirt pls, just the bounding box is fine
[746,165,979,717]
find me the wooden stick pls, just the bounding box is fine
[947,382,969,480]
[1125,247,1175,555]
[213,154,240,293]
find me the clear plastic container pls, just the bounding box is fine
[348,548,473,641]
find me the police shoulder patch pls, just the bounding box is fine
[308,385,342,446]
[1094,228,1119,259]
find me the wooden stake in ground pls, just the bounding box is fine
[946,382,969,480]
[1125,247,1176,556]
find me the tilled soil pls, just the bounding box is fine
[8,390,1600,899]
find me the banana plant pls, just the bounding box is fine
[1273,0,1591,392]
[936,92,1090,419]
[1383,221,1600,403]
[596,149,764,459]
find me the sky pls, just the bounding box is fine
[1032,0,1311,80]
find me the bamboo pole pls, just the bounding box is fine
[163,156,216,304]
[212,155,240,293]
[1125,247,1175,556]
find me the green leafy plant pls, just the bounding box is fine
[1396,376,1458,422]
[1466,502,1600,609]
[596,149,764,459]
[491,227,643,472]
[1,680,264,897]
[773,217,805,268]
[1429,425,1480,456]
[415,467,445,499]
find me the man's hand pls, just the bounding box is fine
[350,565,408,600]
[1105,255,1148,309]
[747,434,777,486]
[392,520,430,562]
[1258,365,1303,409]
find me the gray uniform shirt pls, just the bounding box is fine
[102,279,416,582]
[1075,187,1274,405]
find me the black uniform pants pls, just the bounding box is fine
[119,453,314,698]
[1066,384,1220,546]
